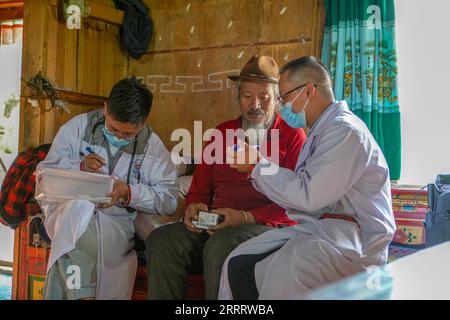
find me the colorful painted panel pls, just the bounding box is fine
[391,188,428,247]
[28,275,45,300]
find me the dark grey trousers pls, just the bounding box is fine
[145,221,272,300]
[228,252,275,300]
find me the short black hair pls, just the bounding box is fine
[107,77,153,125]
[280,56,330,76]
[280,56,333,92]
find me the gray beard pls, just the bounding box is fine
[241,113,275,145]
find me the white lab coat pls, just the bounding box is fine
[37,110,179,299]
[218,101,396,299]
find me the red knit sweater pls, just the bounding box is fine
[185,113,306,227]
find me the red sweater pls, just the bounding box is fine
[185,113,306,227]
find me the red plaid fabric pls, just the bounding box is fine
[0,144,51,228]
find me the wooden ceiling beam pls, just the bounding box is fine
[49,0,123,26]
[87,1,123,26]
[56,89,107,106]
[0,1,23,9]
[0,6,22,20]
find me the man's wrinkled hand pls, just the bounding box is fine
[184,202,209,234]
[206,208,246,236]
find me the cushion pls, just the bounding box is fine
[171,154,194,177]
[134,175,193,242]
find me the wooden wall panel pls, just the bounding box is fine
[19,0,49,150]
[260,0,315,42]
[147,0,264,51]
[18,0,324,151]
[14,0,47,299]
[77,0,127,96]
[130,0,323,148]
[90,0,116,8]
[146,0,316,52]
[43,4,78,143]
[51,103,98,132]
[129,42,311,150]
[19,0,127,149]
[77,19,127,97]
[312,0,326,58]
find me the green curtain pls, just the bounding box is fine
[321,0,401,180]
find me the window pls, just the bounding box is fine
[395,0,450,186]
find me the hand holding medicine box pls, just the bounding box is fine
[35,167,115,204]
[232,144,259,152]
[192,211,225,230]
[226,143,260,165]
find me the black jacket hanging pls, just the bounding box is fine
[113,0,153,60]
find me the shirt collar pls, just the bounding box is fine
[308,100,347,135]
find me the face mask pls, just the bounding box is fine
[103,126,133,148]
[280,87,310,129]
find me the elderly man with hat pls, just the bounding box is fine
[145,55,306,300]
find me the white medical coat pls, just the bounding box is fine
[218,101,396,299]
[37,110,179,299]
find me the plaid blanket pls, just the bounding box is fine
[0,144,51,229]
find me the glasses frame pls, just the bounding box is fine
[277,83,317,104]
[104,125,136,142]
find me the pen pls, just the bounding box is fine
[86,147,106,169]
[80,146,106,171]
[79,147,96,158]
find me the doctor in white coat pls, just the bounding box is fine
[38,78,179,300]
[219,56,396,299]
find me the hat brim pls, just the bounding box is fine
[227,75,278,84]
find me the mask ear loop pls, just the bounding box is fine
[290,86,305,105]
[299,84,316,114]
[302,97,311,113]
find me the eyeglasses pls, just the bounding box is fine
[104,126,136,141]
[276,83,317,104]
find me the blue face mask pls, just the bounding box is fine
[103,126,133,148]
[280,87,309,129]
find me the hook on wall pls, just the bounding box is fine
[82,20,103,31]
[21,71,69,114]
